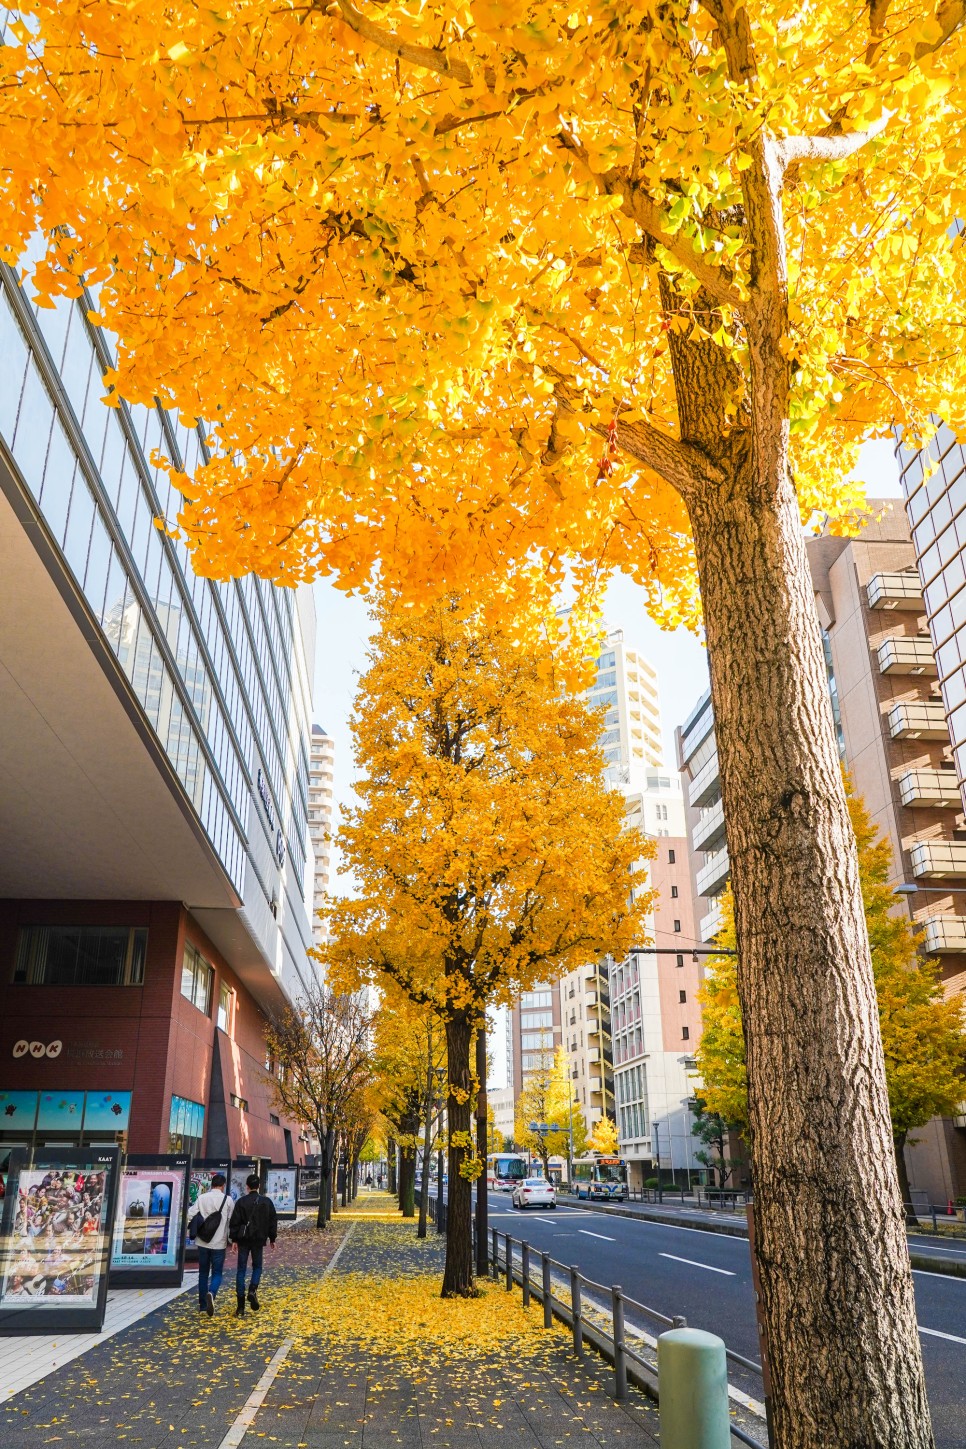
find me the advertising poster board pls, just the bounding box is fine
[264,1165,299,1220]
[184,1159,230,1259]
[109,1155,190,1287]
[0,1146,120,1335]
[229,1157,270,1204]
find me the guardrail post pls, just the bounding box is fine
[931,1206,938,1233]
[491,1226,498,1278]
[658,1328,730,1448]
[506,1235,513,1291]
[522,1241,531,1307]
[571,1266,582,1354]
[612,1285,627,1400]
[541,1253,552,1328]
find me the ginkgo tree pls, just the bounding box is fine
[6,2,966,1440]
[323,594,646,1296]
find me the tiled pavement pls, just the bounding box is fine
[0,1200,662,1448]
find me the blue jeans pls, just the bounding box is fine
[197,1247,226,1304]
[235,1242,264,1295]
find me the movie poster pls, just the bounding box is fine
[264,1166,298,1219]
[0,1149,119,1332]
[111,1165,184,1271]
[184,1160,230,1253]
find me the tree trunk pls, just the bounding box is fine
[399,1148,416,1217]
[688,473,933,1448]
[318,1129,336,1229]
[387,1136,397,1195]
[475,1026,488,1277]
[418,1031,435,1240]
[894,1133,919,1228]
[442,1012,475,1297]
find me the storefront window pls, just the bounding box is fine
[12,926,147,986]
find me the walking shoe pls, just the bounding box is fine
[205,1292,214,1318]
[247,1288,260,1311]
[235,1293,245,1317]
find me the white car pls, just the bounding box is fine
[511,1177,557,1210]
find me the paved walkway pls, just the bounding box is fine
[0,1197,663,1449]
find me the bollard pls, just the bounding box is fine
[931,1206,938,1233]
[491,1226,499,1279]
[612,1286,627,1400]
[522,1241,531,1307]
[658,1328,731,1449]
[571,1266,583,1354]
[541,1253,552,1328]
[506,1235,513,1291]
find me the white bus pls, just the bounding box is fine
[486,1153,529,1191]
[572,1154,628,1202]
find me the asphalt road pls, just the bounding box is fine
[479,1189,965,1449]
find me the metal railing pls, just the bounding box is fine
[488,1223,768,1448]
[564,1184,752,1211]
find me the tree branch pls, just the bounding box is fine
[777,112,892,171]
[914,0,966,57]
[328,0,473,84]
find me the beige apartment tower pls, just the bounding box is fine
[308,724,336,945]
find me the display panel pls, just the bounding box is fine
[184,1159,230,1257]
[110,1155,190,1286]
[84,1092,133,1133]
[264,1166,298,1220]
[0,1147,119,1334]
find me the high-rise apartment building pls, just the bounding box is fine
[557,960,614,1136]
[308,724,336,943]
[0,254,318,1166]
[678,502,966,1200]
[587,628,664,789]
[510,984,563,1101]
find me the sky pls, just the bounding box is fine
[310,437,903,1087]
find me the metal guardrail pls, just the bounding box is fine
[488,1223,767,1448]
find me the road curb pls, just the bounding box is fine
[910,1252,966,1278]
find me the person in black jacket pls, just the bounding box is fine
[228,1174,277,1317]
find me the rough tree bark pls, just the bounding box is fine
[316,1127,336,1229]
[688,473,934,1448]
[475,1026,488,1277]
[442,1011,475,1297]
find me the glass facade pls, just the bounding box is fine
[0,251,315,985]
[899,425,966,800]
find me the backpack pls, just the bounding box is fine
[189,1189,229,1244]
[230,1195,260,1244]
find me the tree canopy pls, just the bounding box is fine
[3,1,964,602]
[515,1046,588,1177]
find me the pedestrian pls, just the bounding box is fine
[228,1173,277,1316]
[192,1172,232,1318]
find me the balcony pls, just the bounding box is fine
[696,846,730,898]
[692,797,726,852]
[910,839,966,879]
[700,899,724,942]
[922,916,966,953]
[888,700,950,740]
[877,636,937,676]
[688,751,721,809]
[897,769,963,808]
[866,572,924,611]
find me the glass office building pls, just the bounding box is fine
[0,240,319,1163]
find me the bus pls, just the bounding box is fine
[572,1154,628,1202]
[486,1153,529,1191]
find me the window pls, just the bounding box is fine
[682,1026,690,1041]
[521,1032,553,1050]
[668,849,676,864]
[676,953,684,968]
[229,1093,248,1111]
[671,885,678,898]
[13,925,147,986]
[673,919,681,933]
[181,941,214,1015]
[168,1094,204,1155]
[270,1112,280,1126]
[522,990,552,1008]
[679,990,687,1003]
[217,981,235,1033]
[521,1010,553,1029]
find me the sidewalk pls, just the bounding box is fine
[1,1195,663,1448]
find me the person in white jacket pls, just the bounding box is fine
[193,1174,232,1317]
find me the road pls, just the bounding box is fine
[477,1189,965,1449]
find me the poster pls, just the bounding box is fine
[184,1159,230,1256]
[0,1091,39,1135]
[110,1156,189,1284]
[229,1158,268,1204]
[36,1091,86,1132]
[84,1091,133,1133]
[264,1166,298,1220]
[0,1147,119,1335]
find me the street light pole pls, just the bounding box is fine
[435,1065,446,1235]
[653,1119,662,1202]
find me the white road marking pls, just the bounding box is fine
[919,1325,966,1345]
[579,1229,616,1241]
[659,1252,735,1276]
